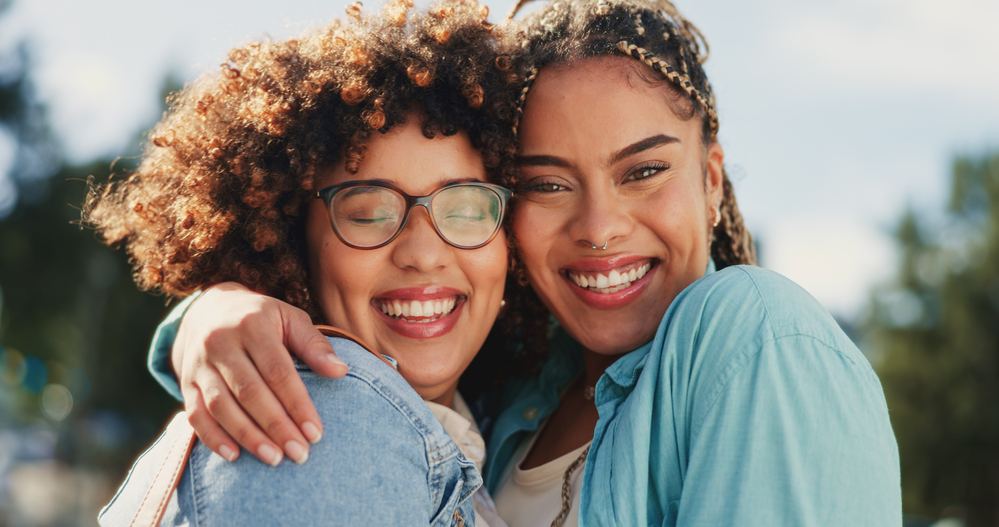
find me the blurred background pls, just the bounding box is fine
[0,0,996,525]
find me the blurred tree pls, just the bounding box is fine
[0,0,183,485]
[868,151,999,526]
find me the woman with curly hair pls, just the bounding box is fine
[90,0,525,524]
[132,0,902,525]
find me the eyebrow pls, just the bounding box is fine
[515,154,571,168]
[514,134,680,169]
[609,134,680,164]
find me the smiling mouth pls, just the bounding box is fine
[375,296,460,323]
[566,261,655,294]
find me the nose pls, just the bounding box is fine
[390,206,454,272]
[568,187,634,250]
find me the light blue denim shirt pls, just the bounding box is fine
[485,265,902,526]
[102,337,480,526]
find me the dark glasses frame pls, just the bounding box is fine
[315,180,513,250]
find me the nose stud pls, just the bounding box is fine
[590,241,608,250]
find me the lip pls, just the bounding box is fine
[372,286,465,340]
[561,256,657,310]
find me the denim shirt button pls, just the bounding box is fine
[522,407,538,421]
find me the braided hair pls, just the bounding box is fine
[506,0,756,269]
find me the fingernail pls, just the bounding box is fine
[285,440,309,465]
[219,444,238,462]
[325,353,347,367]
[302,422,322,444]
[258,444,282,467]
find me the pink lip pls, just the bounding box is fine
[372,287,465,340]
[561,256,657,310]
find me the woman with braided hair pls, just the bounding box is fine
[90,0,525,524]
[136,0,902,525]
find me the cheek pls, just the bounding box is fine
[511,205,550,267]
[305,201,355,320]
[469,233,509,285]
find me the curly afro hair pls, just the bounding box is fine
[85,0,520,320]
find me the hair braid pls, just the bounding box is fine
[712,170,757,267]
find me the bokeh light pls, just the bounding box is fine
[40,383,73,420]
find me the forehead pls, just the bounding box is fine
[325,117,487,193]
[519,56,702,156]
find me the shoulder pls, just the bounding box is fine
[642,266,880,426]
[666,265,858,358]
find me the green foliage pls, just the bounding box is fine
[0,0,181,481]
[869,151,999,526]
[0,159,182,474]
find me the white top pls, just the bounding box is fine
[426,393,507,527]
[492,421,590,527]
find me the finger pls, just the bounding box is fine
[209,354,311,465]
[197,372,287,467]
[184,388,240,462]
[243,334,325,445]
[283,306,348,379]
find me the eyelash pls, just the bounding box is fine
[519,179,568,193]
[626,162,670,181]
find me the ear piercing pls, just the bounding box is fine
[711,206,721,228]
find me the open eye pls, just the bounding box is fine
[625,162,670,181]
[519,178,569,193]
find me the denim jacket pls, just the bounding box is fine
[486,265,902,526]
[100,337,480,526]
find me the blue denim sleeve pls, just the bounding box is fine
[673,268,902,526]
[177,339,477,526]
[106,339,478,526]
[147,292,200,402]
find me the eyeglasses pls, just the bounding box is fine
[315,181,513,250]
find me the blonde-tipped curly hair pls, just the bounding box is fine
[85,0,520,323]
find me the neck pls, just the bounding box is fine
[429,383,458,408]
[582,348,621,389]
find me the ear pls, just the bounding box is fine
[704,141,724,209]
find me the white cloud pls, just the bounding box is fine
[762,215,896,317]
[771,0,999,97]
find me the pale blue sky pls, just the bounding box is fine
[2,0,997,318]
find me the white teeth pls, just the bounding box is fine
[569,262,655,294]
[378,297,459,320]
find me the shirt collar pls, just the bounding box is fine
[598,257,717,395]
[427,392,487,471]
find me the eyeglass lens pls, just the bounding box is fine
[330,185,503,248]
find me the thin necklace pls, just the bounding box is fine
[550,445,590,527]
[551,380,594,527]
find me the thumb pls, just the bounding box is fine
[282,306,348,378]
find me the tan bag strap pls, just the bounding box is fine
[315,324,396,369]
[130,325,381,527]
[129,413,197,527]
